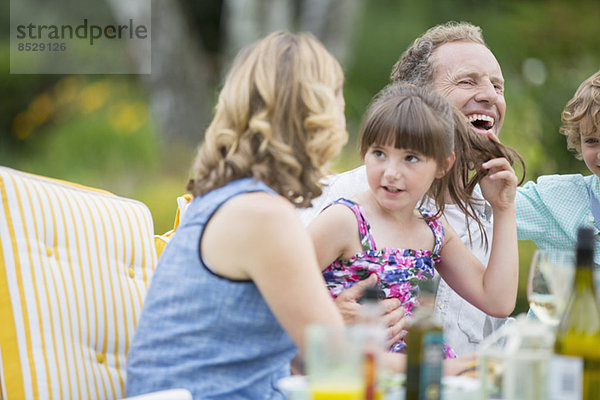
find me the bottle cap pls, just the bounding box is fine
[576,225,595,267]
[577,225,594,251]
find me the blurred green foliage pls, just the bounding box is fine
[1,74,161,191]
[1,0,599,315]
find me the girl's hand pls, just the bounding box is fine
[479,157,517,211]
[333,274,409,346]
[380,300,408,348]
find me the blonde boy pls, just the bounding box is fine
[516,70,600,259]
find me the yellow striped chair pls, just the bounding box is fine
[0,166,157,399]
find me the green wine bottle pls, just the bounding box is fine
[551,226,600,399]
[405,279,443,400]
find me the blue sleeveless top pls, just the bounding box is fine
[126,178,297,399]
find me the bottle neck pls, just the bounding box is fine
[573,266,595,289]
[577,247,594,268]
[574,248,596,291]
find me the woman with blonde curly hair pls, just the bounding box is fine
[126,31,348,399]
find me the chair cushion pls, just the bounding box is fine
[154,194,192,258]
[0,166,157,399]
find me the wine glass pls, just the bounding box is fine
[527,249,575,327]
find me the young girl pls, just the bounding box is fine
[126,31,349,398]
[308,83,519,356]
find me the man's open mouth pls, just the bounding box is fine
[468,114,495,131]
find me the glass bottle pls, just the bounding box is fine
[405,279,443,400]
[359,287,386,400]
[551,226,600,399]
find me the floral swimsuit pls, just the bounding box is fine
[321,198,456,358]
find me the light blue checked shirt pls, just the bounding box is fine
[516,173,600,263]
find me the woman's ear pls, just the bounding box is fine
[436,152,456,179]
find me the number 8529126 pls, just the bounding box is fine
[17,42,66,51]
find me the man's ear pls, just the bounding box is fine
[436,152,456,179]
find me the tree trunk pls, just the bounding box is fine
[299,0,365,66]
[105,0,364,145]
[222,0,364,67]
[221,0,294,61]
[106,0,213,146]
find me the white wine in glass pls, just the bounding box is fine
[527,249,575,326]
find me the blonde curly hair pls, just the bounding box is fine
[560,70,600,160]
[187,31,348,206]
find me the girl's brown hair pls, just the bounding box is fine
[187,31,348,207]
[359,83,525,246]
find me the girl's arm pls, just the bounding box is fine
[309,201,412,349]
[307,203,362,269]
[201,192,343,354]
[436,157,518,317]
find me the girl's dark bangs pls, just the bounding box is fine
[360,92,453,161]
[392,109,447,159]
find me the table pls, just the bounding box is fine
[278,375,480,400]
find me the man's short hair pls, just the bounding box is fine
[390,21,486,86]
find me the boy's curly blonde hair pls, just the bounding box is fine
[187,31,348,207]
[560,70,600,159]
